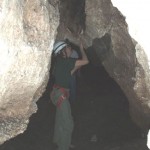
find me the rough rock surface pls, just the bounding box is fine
[84,0,150,130]
[0,0,59,144]
[0,0,150,146]
[56,0,150,130]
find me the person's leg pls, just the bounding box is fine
[51,88,63,146]
[50,89,58,145]
[53,108,61,145]
[57,99,74,150]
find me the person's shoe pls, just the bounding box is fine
[90,134,98,142]
[51,143,58,150]
[69,144,75,149]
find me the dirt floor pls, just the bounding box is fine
[0,64,149,150]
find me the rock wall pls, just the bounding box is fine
[55,0,150,129]
[0,0,59,144]
[84,0,150,129]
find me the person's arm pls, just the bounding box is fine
[71,39,89,75]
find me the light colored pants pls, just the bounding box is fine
[51,88,74,150]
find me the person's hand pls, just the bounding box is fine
[78,27,84,35]
[78,35,83,49]
[79,37,84,50]
[77,33,87,50]
[77,27,83,40]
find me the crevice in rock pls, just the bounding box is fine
[86,33,111,65]
[58,0,86,35]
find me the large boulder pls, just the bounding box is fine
[0,0,59,144]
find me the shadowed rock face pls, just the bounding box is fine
[0,0,150,145]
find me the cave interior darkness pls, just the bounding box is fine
[0,0,149,150]
[0,42,147,150]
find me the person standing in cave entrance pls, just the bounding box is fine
[50,37,89,150]
[65,39,79,106]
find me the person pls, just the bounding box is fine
[50,38,89,150]
[64,39,79,105]
[67,42,79,105]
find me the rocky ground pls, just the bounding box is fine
[0,64,149,150]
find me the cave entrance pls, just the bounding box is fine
[0,42,147,150]
[0,0,148,149]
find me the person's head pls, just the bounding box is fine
[53,41,73,58]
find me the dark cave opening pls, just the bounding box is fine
[0,1,148,148]
[0,1,149,150]
[75,63,141,143]
[0,58,147,150]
